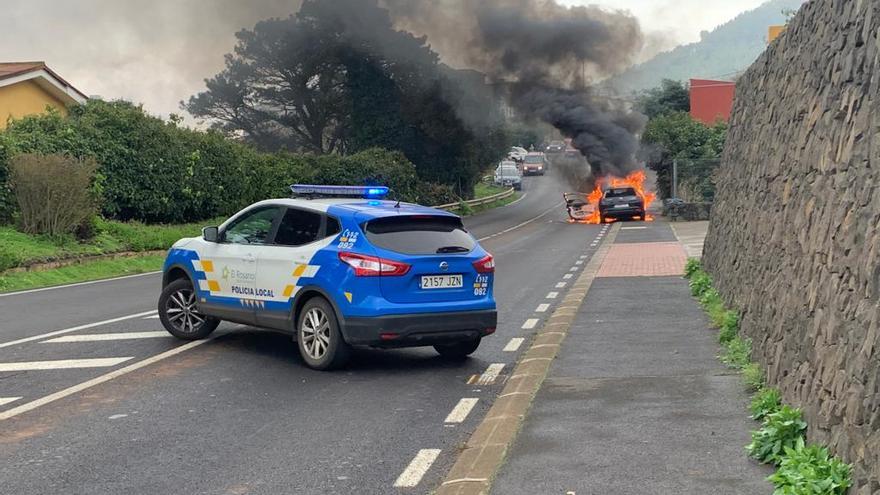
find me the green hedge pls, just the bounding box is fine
[0,101,458,224]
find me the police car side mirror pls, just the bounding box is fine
[202,226,219,243]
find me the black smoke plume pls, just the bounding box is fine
[383,0,647,179]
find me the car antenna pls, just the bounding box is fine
[391,189,401,208]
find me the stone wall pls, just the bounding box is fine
[702,0,880,491]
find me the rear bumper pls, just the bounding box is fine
[601,206,645,218]
[341,309,497,347]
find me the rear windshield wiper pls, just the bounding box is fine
[436,246,470,254]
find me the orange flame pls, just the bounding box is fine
[572,170,656,224]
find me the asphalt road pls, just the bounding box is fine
[0,172,604,494]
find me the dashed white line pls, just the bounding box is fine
[563,274,573,280]
[575,260,584,265]
[579,255,588,259]
[569,266,579,272]
[444,398,479,423]
[0,357,133,372]
[536,303,550,312]
[0,310,158,349]
[555,282,567,288]
[0,397,22,406]
[394,449,442,488]
[503,338,525,352]
[43,331,170,343]
[521,318,539,330]
[476,363,505,385]
[546,292,559,299]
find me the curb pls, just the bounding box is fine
[1,250,167,275]
[436,223,621,495]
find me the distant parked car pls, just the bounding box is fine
[508,146,528,162]
[494,161,522,190]
[521,153,547,176]
[599,186,645,223]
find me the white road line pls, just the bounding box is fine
[0,310,158,349]
[569,266,579,272]
[444,398,479,423]
[0,357,133,372]
[575,260,584,265]
[622,226,647,230]
[0,337,214,421]
[143,315,160,319]
[0,397,22,406]
[563,274,573,280]
[503,338,525,352]
[42,331,170,343]
[504,191,528,207]
[555,282,567,288]
[477,363,505,385]
[521,318,539,330]
[579,255,588,259]
[536,303,550,312]
[0,271,162,298]
[477,202,563,242]
[546,292,559,299]
[394,449,442,488]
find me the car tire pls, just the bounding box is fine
[600,215,607,224]
[434,338,481,360]
[296,297,351,370]
[158,278,220,340]
[639,213,646,221]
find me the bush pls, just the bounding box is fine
[684,258,702,278]
[721,335,752,369]
[718,310,740,344]
[751,388,783,421]
[747,405,807,465]
[8,154,99,236]
[743,363,765,391]
[689,271,713,297]
[768,438,852,495]
[0,135,14,224]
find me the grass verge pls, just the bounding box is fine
[684,259,852,494]
[0,254,165,293]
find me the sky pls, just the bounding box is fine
[0,0,768,120]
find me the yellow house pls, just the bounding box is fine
[0,62,88,129]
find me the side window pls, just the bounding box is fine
[326,216,341,237]
[223,207,279,245]
[274,208,323,247]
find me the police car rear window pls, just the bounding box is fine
[364,216,476,255]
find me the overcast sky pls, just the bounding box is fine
[0,0,768,120]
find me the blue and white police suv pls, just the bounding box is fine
[158,185,497,370]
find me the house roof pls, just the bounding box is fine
[0,61,88,105]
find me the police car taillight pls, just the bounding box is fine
[473,254,495,274]
[338,252,410,276]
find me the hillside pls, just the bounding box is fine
[607,0,805,93]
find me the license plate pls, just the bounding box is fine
[420,274,463,289]
[614,204,630,208]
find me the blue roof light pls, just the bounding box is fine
[290,184,389,199]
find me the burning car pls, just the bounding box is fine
[599,186,645,222]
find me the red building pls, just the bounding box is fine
[689,78,735,125]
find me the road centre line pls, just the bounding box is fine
[0,271,162,298]
[503,338,524,352]
[477,202,563,242]
[0,337,215,421]
[521,319,539,330]
[43,331,170,343]
[444,398,479,423]
[0,310,158,349]
[0,357,133,372]
[0,397,22,406]
[535,303,550,312]
[546,292,559,299]
[394,449,442,488]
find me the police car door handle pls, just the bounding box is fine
[242,254,256,263]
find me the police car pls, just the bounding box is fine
[158,185,497,370]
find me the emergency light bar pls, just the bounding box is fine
[290,184,389,199]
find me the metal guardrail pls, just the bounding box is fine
[434,186,516,211]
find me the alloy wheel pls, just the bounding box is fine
[165,288,206,334]
[301,307,331,360]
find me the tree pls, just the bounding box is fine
[642,112,727,200]
[186,0,507,197]
[636,79,691,119]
